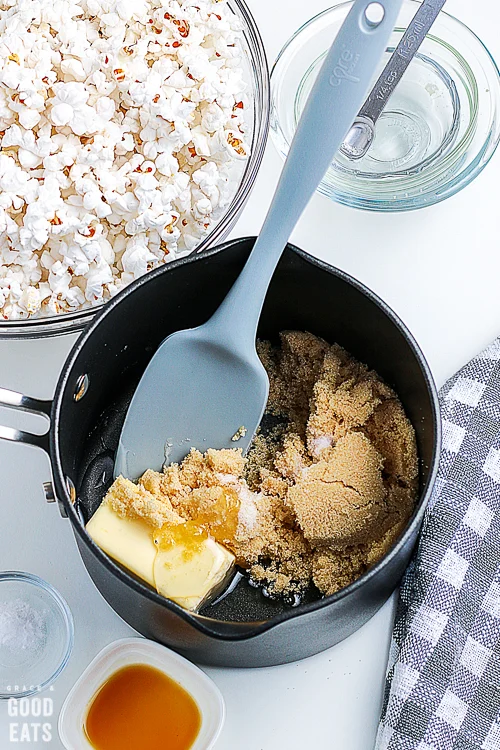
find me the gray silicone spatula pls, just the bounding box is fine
[115,0,405,480]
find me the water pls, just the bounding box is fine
[297,49,461,179]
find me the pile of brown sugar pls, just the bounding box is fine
[242,331,418,597]
[105,331,418,600]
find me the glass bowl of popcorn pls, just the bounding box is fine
[0,0,269,338]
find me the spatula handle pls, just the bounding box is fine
[210,0,404,348]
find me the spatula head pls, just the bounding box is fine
[114,326,269,480]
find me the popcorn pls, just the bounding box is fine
[0,0,248,320]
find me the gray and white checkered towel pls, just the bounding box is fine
[376,339,500,750]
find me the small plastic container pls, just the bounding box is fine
[58,638,225,750]
[271,0,500,211]
[0,572,74,699]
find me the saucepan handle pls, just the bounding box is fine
[0,387,51,453]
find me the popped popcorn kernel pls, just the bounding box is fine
[0,0,249,320]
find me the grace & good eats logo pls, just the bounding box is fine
[5,686,54,743]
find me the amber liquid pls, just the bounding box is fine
[84,664,201,750]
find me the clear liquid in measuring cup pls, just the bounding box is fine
[298,48,461,178]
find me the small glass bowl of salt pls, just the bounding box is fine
[0,572,74,699]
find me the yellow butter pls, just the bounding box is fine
[153,535,234,611]
[86,502,235,612]
[86,502,157,586]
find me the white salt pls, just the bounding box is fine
[0,599,46,653]
[236,485,259,532]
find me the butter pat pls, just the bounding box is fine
[86,502,235,612]
[153,535,234,612]
[87,502,157,586]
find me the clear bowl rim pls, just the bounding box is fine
[270,0,500,212]
[0,0,270,339]
[0,571,75,699]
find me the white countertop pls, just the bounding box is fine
[1,1,499,748]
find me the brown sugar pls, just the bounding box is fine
[102,331,418,602]
[105,476,183,528]
[312,546,369,596]
[242,331,418,597]
[287,432,387,548]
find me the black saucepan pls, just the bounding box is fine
[0,238,441,667]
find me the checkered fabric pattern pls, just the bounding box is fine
[376,339,500,750]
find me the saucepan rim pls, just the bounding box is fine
[50,236,441,641]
